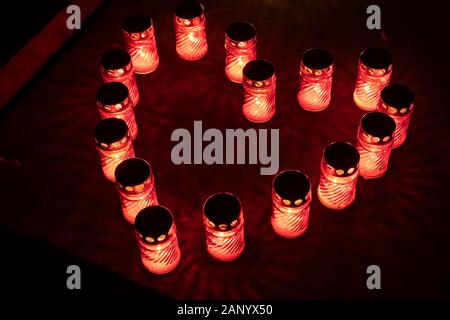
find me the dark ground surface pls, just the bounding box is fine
[0,0,70,67]
[1,0,450,299]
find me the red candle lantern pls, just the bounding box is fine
[317,142,360,210]
[379,84,415,148]
[272,170,311,239]
[123,14,159,74]
[174,0,208,61]
[100,48,140,107]
[356,112,396,179]
[353,48,392,111]
[135,206,181,275]
[96,82,138,140]
[298,48,334,112]
[225,21,257,83]
[114,158,158,224]
[94,118,135,182]
[242,59,276,123]
[203,192,245,262]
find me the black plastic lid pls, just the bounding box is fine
[324,142,360,170]
[204,193,241,225]
[226,22,256,42]
[123,14,152,33]
[360,48,392,69]
[274,170,310,202]
[96,82,129,105]
[115,158,151,187]
[135,206,173,239]
[243,59,275,81]
[94,118,128,144]
[361,112,396,138]
[302,48,333,70]
[175,0,204,19]
[381,84,415,109]
[101,48,131,70]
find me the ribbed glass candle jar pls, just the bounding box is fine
[242,59,276,123]
[203,192,245,262]
[94,118,135,182]
[271,170,311,239]
[96,82,138,140]
[114,158,158,224]
[356,112,396,179]
[353,48,392,111]
[225,21,257,83]
[135,206,181,275]
[298,48,334,112]
[174,0,208,61]
[317,142,360,210]
[379,84,415,148]
[100,48,140,107]
[123,13,159,74]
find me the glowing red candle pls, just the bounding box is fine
[174,0,208,61]
[100,48,140,107]
[379,84,415,148]
[225,21,257,83]
[94,118,135,182]
[317,142,360,210]
[353,48,392,111]
[123,14,159,74]
[114,158,158,224]
[272,170,311,239]
[298,48,334,112]
[203,193,245,262]
[356,112,396,179]
[135,206,181,275]
[242,59,276,123]
[96,82,138,140]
